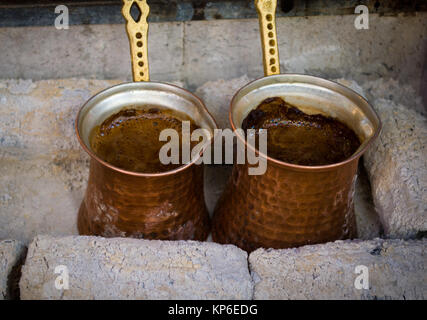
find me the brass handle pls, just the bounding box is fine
[122,0,150,82]
[255,0,280,76]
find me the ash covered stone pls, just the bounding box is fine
[249,238,426,300]
[364,99,427,238]
[20,235,253,300]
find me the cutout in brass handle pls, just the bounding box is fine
[255,0,280,76]
[122,0,150,82]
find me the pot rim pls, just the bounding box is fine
[229,73,382,172]
[75,81,218,177]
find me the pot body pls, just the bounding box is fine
[212,74,381,252]
[212,159,358,251]
[76,82,217,240]
[78,158,209,240]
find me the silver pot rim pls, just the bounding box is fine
[76,81,218,177]
[229,73,382,172]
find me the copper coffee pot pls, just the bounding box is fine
[211,0,381,252]
[76,0,217,240]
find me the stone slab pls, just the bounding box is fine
[0,79,121,243]
[249,238,426,300]
[184,14,427,96]
[363,99,427,238]
[20,235,253,300]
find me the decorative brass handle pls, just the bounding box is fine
[255,0,280,76]
[122,0,150,82]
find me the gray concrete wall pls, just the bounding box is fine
[0,14,426,97]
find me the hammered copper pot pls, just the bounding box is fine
[76,82,217,240]
[211,74,381,252]
[75,1,217,240]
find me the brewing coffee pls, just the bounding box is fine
[242,97,361,166]
[90,107,200,173]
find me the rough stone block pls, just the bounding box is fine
[195,75,252,129]
[364,99,427,238]
[20,235,253,300]
[361,78,426,115]
[0,79,121,243]
[249,239,426,300]
[0,239,26,300]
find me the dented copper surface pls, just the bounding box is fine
[212,74,381,252]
